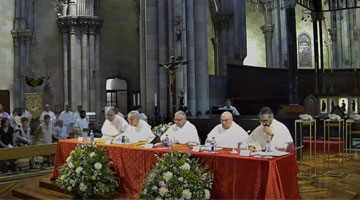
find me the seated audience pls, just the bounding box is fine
[219,99,240,116]
[118,111,155,143]
[248,107,293,152]
[35,114,59,144]
[0,104,9,119]
[101,108,129,139]
[15,117,32,146]
[160,111,200,145]
[55,120,68,139]
[0,118,17,172]
[206,111,248,148]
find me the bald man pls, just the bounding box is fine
[160,111,200,145]
[40,104,57,125]
[101,108,129,139]
[117,111,155,143]
[206,111,248,148]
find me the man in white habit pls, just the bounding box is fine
[58,105,74,135]
[101,108,129,139]
[206,111,248,148]
[248,107,293,152]
[40,104,57,125]
[118,111,155,143]
[160,111,200,145]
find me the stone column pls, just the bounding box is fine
[260,0,275,68]
[144,0,159,113]
[328,28,337,68]
[140,0,146,111]
[336,10,344,68]
[62,29,69,105]
[233,0,247,64]
[158,0,168,115]
[69,24,82,110]
[80,24,89,111]
[174,0,184,109]
[13,34,21,107]
[186,0,196,115]
[89,27,96,112]
[194,0,209,114]
[284,0,298,104]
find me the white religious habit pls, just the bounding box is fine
[248,119,293,151]
[40,111,57,125]
[160,121,200,145]
[206,121,248,148]
[73,112,89,124]
[59,111,74,134]
[219,106,240,116]
[118,120,155,143]
[101,115,129,139]
[74,117,89,137]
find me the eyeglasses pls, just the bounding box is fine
[174,118,185,122]
[220,119,231,122]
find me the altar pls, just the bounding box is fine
[51,139,299,199]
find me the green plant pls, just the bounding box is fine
[56,143,118,199]
[141,151,213,200]
[152,122,173,137]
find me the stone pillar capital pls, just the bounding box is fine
[261,24,274,39]
[260,0,275,13]
[11,29,33,43]
[57,16,103,34]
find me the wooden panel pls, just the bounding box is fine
[0,144,57,160]
[0,90,10,113]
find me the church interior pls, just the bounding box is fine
[1,0,360,199]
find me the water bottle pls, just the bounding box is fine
[164,134,169,148]
[211,137,216,152]
[265,140,271,152]
[90,129,94,142]
[121,135,125,144]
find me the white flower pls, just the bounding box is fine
[163,171,173,182]
[67,186,72,191]
[182,189,192,199]
[204,189,210,199]
[178,177,184,182]
[155,197,162,200]
[79,183,87,192]
[66,156,71,163]
[152,186,158,191]
[180,163,190,170]
[68,162,74,169]
[159,187,168,197]
[60,175,65,181]
[159,181,166,187]
[92,176,96,180]
[94,162,102,170]
[89,152,95,157]
[75,166,83,174]
[142,188,148,195]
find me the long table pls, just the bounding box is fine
[51,139,299,199]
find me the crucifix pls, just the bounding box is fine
[159,56,188,116]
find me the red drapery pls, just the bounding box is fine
[51,139,299,199]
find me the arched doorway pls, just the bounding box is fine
[106,78,128,115]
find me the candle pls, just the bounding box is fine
[184,92,187,106]
[133,94,136,106]
[137,93,140,105]
[155,93,158,107]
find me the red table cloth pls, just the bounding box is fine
[51,139,299,199]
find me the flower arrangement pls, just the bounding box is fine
[141,151,213,200]
[152,122,173,137]
[56,143,118,199]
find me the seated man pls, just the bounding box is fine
[206,111,248,148]
[118,111,155,143]
[101,108,129,139]
[160,111,200,145]
[219,99,240,116]
[248,107,293,152]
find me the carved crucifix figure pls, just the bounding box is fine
[159,56,188,95]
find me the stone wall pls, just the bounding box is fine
[33,0,63,110]
[0,0,15,110]
[100,0,140,113]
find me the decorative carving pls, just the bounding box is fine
[25,93,43,119]
[328,28,337,42]
[57,16,104,34]
[260,24,274,39]
[11,29,33,44]
[298,32,312,68]
[354,27,360,41]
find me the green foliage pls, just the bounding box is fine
[56,143,118,199]
[141,151,213,200]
